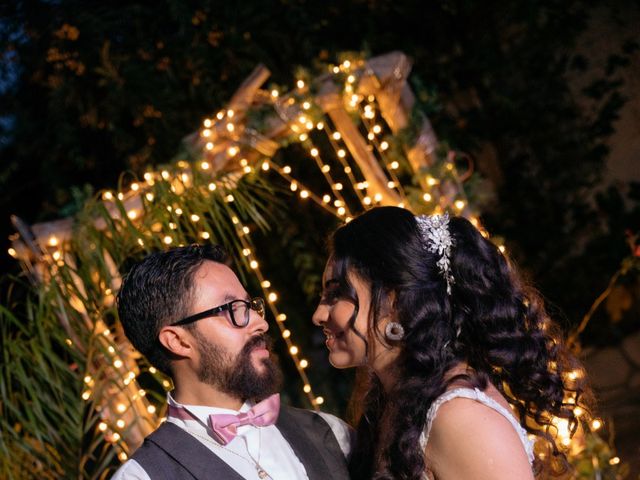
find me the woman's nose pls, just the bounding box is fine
[312,303,328,327]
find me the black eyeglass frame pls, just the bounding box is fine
[170,297,265,328]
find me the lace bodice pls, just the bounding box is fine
[419,387,535,465]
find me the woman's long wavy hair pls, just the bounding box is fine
[328,206,591,479]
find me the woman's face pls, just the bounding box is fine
[312,261,374,369]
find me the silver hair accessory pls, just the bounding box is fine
[384,321,405,341]
[415,213,455,294]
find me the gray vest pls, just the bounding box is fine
[131,406,351,479]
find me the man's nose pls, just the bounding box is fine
[249,308,269,333]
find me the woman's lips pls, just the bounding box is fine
[323,329,344,348]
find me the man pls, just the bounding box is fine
[112,244,352,479]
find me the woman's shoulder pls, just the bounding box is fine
[423,387,535,480]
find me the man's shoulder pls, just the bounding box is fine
[110,459,150,480]
[280,406,354,459]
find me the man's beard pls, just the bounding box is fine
[193,332,283,402]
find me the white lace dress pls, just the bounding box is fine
[418,388,535,479]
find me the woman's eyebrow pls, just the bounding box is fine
[324,279,340,289]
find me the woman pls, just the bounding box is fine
[312,206,590,479]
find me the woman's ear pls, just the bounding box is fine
[158,326,196,358]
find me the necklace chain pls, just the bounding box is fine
[186,428,270,479]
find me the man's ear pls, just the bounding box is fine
[158,326,196,358]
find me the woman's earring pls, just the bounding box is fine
[385,321,405,341]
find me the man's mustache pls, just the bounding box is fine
[242,333,272,355]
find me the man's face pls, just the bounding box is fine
[187,261,282,400]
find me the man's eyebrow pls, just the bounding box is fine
[223,292,250,302]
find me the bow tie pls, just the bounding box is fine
[209,394,280,445]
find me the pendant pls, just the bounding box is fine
[257,467,268,479]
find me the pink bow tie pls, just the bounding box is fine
[208,394,280,445]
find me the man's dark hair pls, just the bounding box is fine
[116,244,228,376]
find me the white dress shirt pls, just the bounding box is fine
[111,393,353,480]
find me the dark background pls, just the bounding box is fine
[1,0,639,425]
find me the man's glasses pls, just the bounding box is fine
[171,297,265,328]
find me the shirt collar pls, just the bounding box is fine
[166,391,252,426]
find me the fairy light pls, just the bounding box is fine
[591,419,602,430]
[161,170,170,180]
[145,193,154,202]
[315,396,324,405]
[310,148,319,157]
[423,193,432,202]
[296,79,305,89]
[283,166,292,174]
[163,236,172,245]
[113,359,123,368]
[200,231,210,239]
[261,280,271,288]
[52,251,62,261]
[116,403,126,413]
[270,89,279,98]
[337,149,346,158]
[332,132,341,140]
[390,161,399,170]
[282,329,291,339]
[190,214,200,222]
[206,142,214,150]
[103,191,114,201]
[380,141,389,150]
[609,457,620,465]
[454,200,465,210]
[250,260,258,269]
[130,182,139,192]
[116,419,125,429]
[81,391,91,400]
[147,405,156,414]
[372,124,382,134]
[322,195,331,203]
[299,359,308,368]
[127,210,138,220]
[8,247,17,258]
[118,452,128,461]
[261,161,269,171]
[277,313,286,322]
[203,118,212,128]
[98,422,107,432]
[300,190,309,199]
[48,236,59,247]
[268,292,278,302]
[112,433,121,442]
[321,165,330,173]
[303,384,311,393]
[208,182,216,191]
[216,111,224,120]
